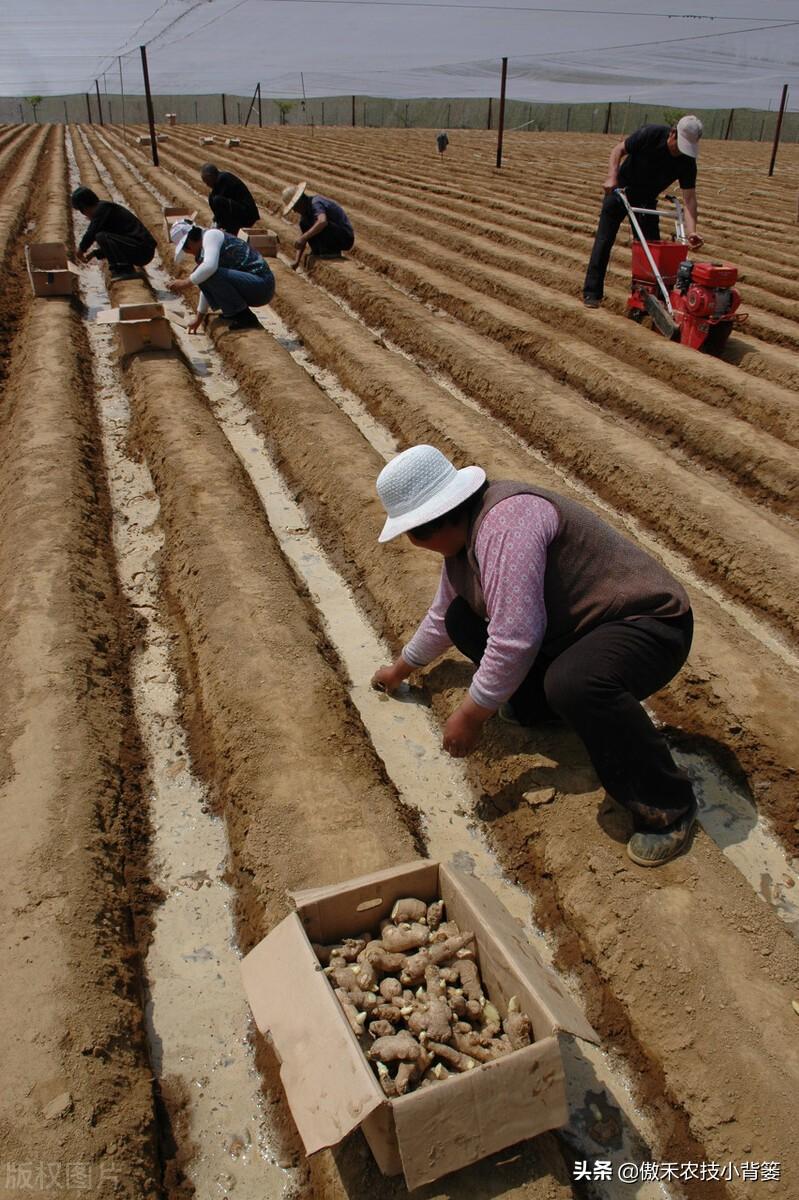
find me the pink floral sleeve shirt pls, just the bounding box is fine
[402,495,559,710]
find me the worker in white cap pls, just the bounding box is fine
[281,182,354,270]
[583,114,704,308]
[372,444,698,867]
[166,218,274,332]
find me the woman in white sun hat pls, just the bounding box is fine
[372,444,698,867]
[166,218,275,332]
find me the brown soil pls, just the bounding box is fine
[0,130,160,1198]
[4,120,797,1200]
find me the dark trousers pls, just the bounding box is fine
[210,196,256,236]
[94,231,155,268]
[583,191,659,301]
[307,225,354,256]
[445,597,695,830]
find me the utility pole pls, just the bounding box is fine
[724,108,735,140]
[221,93,227,124]
[119,56,127,142]
[95,79,104,125]
[257,82,262,127]
[487,97,492,129]
[495,57,508,168]
[603,102,612,134]
[85,93,93,124]
[351,95,355,126]
[768,84,789,176]
[140,44,159,166]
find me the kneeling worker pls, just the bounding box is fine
[71,186,156,281]
[281,182,354,270]
[372,445,698,867]
[200,163,259,236]
[167,219,275,332]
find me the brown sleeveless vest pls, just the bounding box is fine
[445,481,689,657]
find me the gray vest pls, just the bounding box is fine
[445,481,689,656]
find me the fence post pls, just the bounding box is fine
[768,84,789,176]
[140,45,159,166]
[724,108,735,139]
[495,57,508,168]
[85,93,93,124]
[487,97,492,129]
[603,102,612,134]
[221,93,227,124]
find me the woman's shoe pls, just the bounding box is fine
[228,308,261,330]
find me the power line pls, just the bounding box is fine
[247,0,797,16]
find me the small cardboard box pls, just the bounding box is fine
[199,136,216,145]
[136,135,150,145]
[96,302,175,354]
[241,227,278,257]
[225,137,240,147]
[25,243,79,297]
[165,113,177,126]
[242,860,598,1190]
[163,205,198,239]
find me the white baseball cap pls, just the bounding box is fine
[676,115,703,158]
[376,445,486,543]
[170,217,197,261]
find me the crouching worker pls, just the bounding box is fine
[281,181,354,270]
[167,219,275,332]
[71,186,156,281]
[371,445,698,867]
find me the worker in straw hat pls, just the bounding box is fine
[281,182,354,270]
[166,218,274,332]
[583,114,704,308]
[372,445,698,867]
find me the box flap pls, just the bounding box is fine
[440,865,598,1045]
[241,913,383,1153]
[392,1036,566,1190]
[26,243,72,271]
[96,304,173,326]
[292,859,439,944]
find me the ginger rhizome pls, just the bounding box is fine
[315,897,534,1096]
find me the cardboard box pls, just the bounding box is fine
[136,135,150,145]
[163,205,198,239]
[225,137,240,147]
[241,227,279,257]
[199,136,216,145]
[241,860,598,1190]
[25,243,79,297]
[165,113,177,126]
[96,302,175,354]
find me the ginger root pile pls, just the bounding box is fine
[313,896,533,1097]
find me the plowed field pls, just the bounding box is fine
[2,122,797,1200]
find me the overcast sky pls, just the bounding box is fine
[3,0,798,108]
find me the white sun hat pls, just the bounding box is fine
[170,217,197,261]
[376,445,486,543]
[676,115,703,158]
[282,181,307,216]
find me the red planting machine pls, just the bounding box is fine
[617,188,747,354]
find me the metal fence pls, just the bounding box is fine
[1,92,797,143]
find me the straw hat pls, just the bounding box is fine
[376,445,486,543]
[282,181,308,215]
[170,217,198,261]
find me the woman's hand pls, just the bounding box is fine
[293,237,306,250]
[686,233,704,249]
[371,658,413,695]
[167,277,191,293]
[442,697,495,758]
[187,313,207,335]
